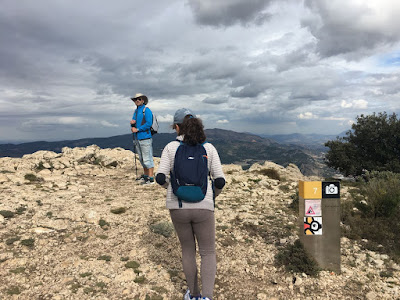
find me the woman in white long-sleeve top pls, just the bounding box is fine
[156,108,225,300]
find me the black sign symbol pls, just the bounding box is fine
[322,181,340,198]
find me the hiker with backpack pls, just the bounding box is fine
[130,93,155,184]
[156,108,225,300]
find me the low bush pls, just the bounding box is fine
[275,239,320,276]
[98,219,110,230]
[110,207,127,214]
[125,260,140,269]
[288,191,299,212]
[21,238,35,248]
[35,161,46,171]
[10,267,25,274]
[255,168,281,180]
[5,236,20,245]
[24,173,42,183]
[97,255,111,261]
[342,171,400,261]
[16,205,27,215]
[6,286,22,295]
[279,184,291,193]
[150,222,175,238]
[134,275,146,283]
[0,210,15,219]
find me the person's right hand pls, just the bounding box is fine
[130,119,136,125]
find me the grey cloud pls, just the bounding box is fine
[202,97,229,104]
[274,44,318,72]
[1,0,399,142]
[302,0,400,59]
[187,0,273,27]
[179,52,241,81]
[91,55,212,100]
[229,70,277,98]
[230,85,263,98]
[363,73,400,96]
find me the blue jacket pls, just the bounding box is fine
[132,104,153,140]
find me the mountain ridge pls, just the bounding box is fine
[0,129,333,176]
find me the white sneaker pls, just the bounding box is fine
[136,175,146,182]
[184,290,202,300]
[141,177,155,185]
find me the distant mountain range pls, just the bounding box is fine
[0,129,338,176]
[261,132,346,150]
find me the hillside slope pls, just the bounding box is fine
[0,146,398,299]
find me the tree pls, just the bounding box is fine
[325,112,400,176]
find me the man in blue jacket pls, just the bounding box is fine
[130,93,155,184]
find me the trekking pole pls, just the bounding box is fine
[132,133,138,178]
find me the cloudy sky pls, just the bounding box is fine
[1,0,400,142]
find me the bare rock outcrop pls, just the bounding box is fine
[0,146,399,299]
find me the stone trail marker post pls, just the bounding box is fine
[299,181,341,273]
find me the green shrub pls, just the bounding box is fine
[150,222,175,238]
[0,170,14,174]
[134,275,146,283]
[288,191,299,212]
[20,238,35,248]
[248,178,262,183]
[10,267,25,274]
[125,260,140,269]
[79,272,92,278]
[279,184,291,193]
[255,168,281,180]
[380,270,394,278]
[6,236,20,245]
[97,255,111,261]
[24,173,42,182]
[98,219,110,229]
[96,281,107,289]
[15,205,27,215]
[35,161,45,171]
[342,171,400,261]
[359,171,400,218]
[6,286,22,295]
[275,239,320,276]
[110,207,127,214]
[0,210,15,219]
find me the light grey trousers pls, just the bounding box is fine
[170,209,216,299]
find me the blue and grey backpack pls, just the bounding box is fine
[140,107,159,135]
[170,142,209,208]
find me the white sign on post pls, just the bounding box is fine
[305,199,322,216]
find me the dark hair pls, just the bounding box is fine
[179,115,206,145]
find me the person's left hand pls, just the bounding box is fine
[131,127,138,133]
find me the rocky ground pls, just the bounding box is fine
[0,145,399,300]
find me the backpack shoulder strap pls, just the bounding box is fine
[141,106,147,126]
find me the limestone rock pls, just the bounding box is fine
[0,174,9,183]
[0,145,398,300]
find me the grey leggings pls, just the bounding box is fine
[170,209,216,299]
